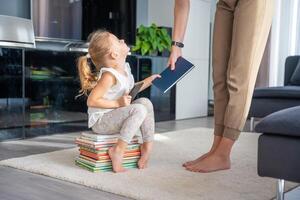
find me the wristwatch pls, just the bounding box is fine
[171,41,184,48]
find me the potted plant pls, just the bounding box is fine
[132,23,172,56]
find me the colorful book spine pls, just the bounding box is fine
[74,132,141,172]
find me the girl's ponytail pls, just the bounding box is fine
[76,29,111,97]
[77,55,97,96]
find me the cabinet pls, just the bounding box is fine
[0,48,24,140]
[0,48,174,140]
[0,49,89,140]
[25,50,87,135]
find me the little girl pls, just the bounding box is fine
[77,30,160,173]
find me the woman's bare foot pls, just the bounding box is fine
[185,153,231,173]
[185,137,235,173]
[182,151,213,167]
[108,146,126,173]
[183,135,222,167]
[138,142,153,169]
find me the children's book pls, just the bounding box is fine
[80,149,141,160]
[75,159,138,172]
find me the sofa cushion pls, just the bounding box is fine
[290,60,300,85]
[252,86,300,99]
[255,106,300,137]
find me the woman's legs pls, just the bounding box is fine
[183,0,234,167]
[186,0,274,172]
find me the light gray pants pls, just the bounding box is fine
[92,98,155,143]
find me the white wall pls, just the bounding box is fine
[146,0,211,119]
[208,0,217,101]
[136,0,148,27]
[177,0,210,119]
[148,0,174,27]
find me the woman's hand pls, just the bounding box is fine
[167,45,182,71]
[117,94,132,107]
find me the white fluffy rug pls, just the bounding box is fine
[0,128,297,200]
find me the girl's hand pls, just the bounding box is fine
[144,74,161,85]
[167,46,182,70]
[117,94,132,107]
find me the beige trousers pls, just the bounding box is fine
[212,0,274,140]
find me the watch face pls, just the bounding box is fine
[172,41,184,48]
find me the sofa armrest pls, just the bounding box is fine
[255,106,300,137]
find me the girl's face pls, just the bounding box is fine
[109,34,130,60]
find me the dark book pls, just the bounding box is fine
[152,57,195,93]
[129,82,144,100]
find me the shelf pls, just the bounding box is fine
[30,105,51,109]
[0,110,87,129]
[28,76,75,81]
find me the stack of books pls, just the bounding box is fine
[75,132,141,172]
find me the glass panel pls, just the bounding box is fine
[32,0,82,40]
[82,0,136,44]
[0,0,31,19]
[147,56,175,122]
[24,49,88,137]
[0,48,24,140]
[128,55,175,122]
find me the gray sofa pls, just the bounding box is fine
[249,56,300,131]
[255,106,300,200]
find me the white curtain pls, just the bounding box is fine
[269,0,300,86]
[296,2,300,55]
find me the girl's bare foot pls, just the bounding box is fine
[138,142,153,169]
[108,146,126,173]
[185,153,231,173]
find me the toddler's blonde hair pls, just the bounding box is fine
[77,30,112,96]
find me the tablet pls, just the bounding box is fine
[152,57,195,93]
[129,82,144,100]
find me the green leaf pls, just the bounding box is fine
[151,23,157,29]
[141,48,147,55]
[142,41,150,52]
[152,40,157,50]
[158,45,164,52]
[161,43,167,48]
[138,25,145,34]
[149,29,155,39]
[135,23,172,55]
[132,45,140,52]
[161,28,168,36]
